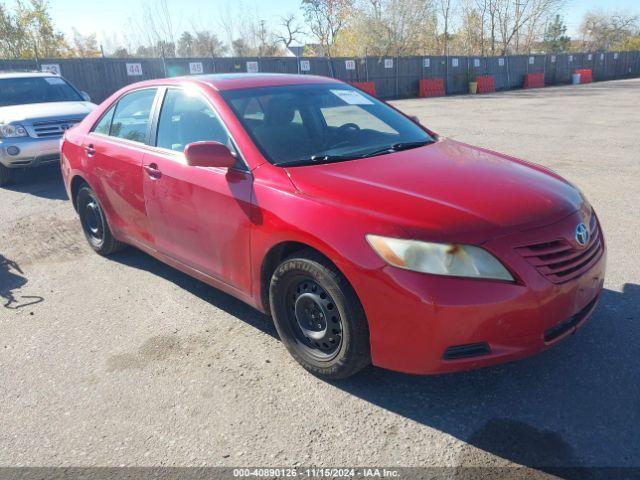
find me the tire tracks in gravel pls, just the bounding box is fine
[1,214,88,267]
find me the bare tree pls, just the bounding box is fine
[474,0,489,55]
[276,14,305,49]
[437,0,454,55]
[302,0,355,56]
[494,0,565,55]
[217,1,237,51]
[580,9,639,51]
[126,0,181,56]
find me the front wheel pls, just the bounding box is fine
[76,184,126,255]
[269,250,371,379]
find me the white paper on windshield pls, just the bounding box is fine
[41,64,60,75]
[330,89,374,105]
[44,77,66,85]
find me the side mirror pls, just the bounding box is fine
[81,91,91,102]
[184,141,236,169]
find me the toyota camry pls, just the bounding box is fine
[60,74,605,378]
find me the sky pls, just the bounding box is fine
[14,0,640,50]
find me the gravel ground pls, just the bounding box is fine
[1,79,639,476]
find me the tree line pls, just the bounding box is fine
[1,0,639,60]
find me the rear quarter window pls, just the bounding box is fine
[92,106,115,135]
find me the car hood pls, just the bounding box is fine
[0,101,96,124]
[285,139,584,244]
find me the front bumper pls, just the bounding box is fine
[0,136,61,168]
[351,211,606,375]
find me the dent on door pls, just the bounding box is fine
[85,136,153,245]
[142,154,254,293]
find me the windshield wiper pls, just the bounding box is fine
[273,139,436,167]
[360,139,435,158]
[273,154,360,167]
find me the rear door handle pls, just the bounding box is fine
[144,163,162,179]
[84,144,95,156]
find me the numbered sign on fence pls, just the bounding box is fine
[614,53,619,59]
[588,54,593,61]
[126,63,143,76]
[423,58,430,68]
[529,56,535,65]
[41,64,60,75]
[568,55,573,62]
[345,60,356,70]
[473,58,480,68]
[498,58,505,67]
[300,60,310,72]
[189,62,204,74]
[384,58,393,69]
[551,55,556,63]
[452,58,459,67]
[600,53,605,60]
[246,61,259,73]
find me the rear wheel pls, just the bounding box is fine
[0,165,14,187]
[76,185,125,255]
[269,250,370,379]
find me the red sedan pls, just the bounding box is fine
[60,74,605,379]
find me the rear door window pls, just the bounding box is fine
[109,89,157,143]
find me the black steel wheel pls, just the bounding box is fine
[286,278,343,360]
[269,250,370,379]
[76,184,125,255]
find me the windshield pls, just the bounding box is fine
[221,84,435,166]
[0,76,83,107]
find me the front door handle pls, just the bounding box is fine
[84,144,96,156]
[144,163,162,179]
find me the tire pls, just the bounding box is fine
[269,250,371,379]
[76,184,126,255]
[0,164,14,187]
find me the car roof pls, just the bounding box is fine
[134,73,343,92]
[0,72,58,79]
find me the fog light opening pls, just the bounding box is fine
[6,146,20,156]
[443,342,491,360]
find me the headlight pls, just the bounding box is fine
[366,235,514,281]
[0,124,28,138]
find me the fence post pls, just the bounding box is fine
[506,55,511,89]
[466,56,470,92]
[365,55,369,82]
[34,46,40,71]
[445,55,449,95]
[161,46,167,78]
[395,54,399,98]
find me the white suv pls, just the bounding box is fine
[0,72,96,186]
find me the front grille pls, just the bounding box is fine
[544,296,599,342]
[31,119,81,138]
[515,214,603,284]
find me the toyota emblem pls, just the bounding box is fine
[575,223,589,247]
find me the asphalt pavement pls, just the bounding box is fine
[1,78,639,478]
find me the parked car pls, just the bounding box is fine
[0,72,96,186]
[60,74,605,379]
